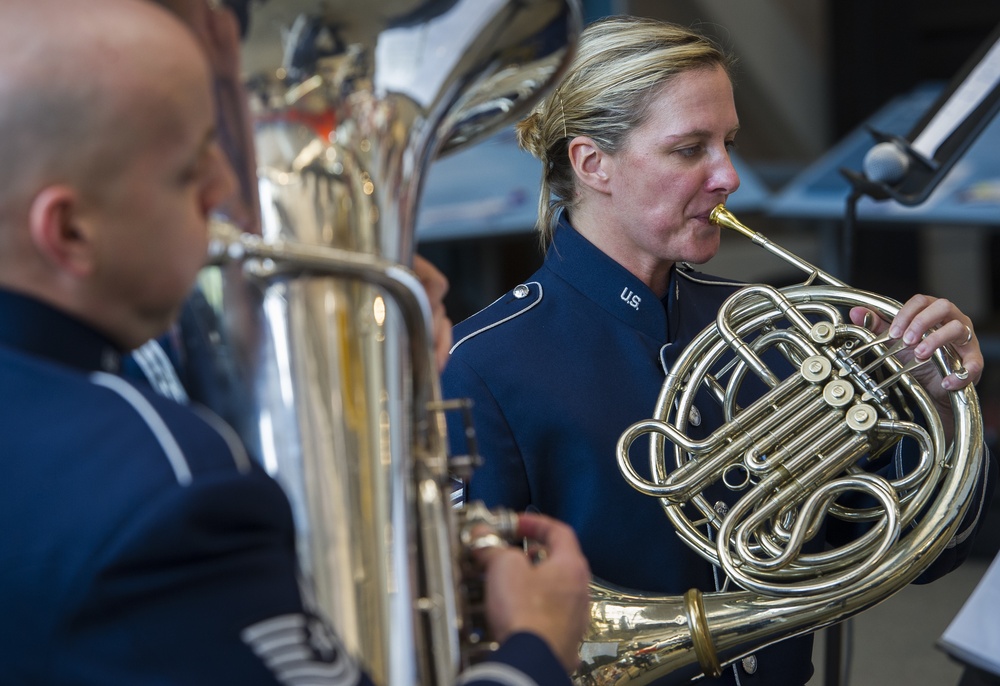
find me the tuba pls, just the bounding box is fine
[196,1,581,685]
[574,206,984,685]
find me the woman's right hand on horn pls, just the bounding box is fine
[850,294,983,440]
[471,512,591,674]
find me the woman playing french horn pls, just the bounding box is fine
[443,15,997,686]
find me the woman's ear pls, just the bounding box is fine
[568,135,612,193]
[27,185,96,278]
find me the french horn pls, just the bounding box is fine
[196,1,581,685]
[574,205,984,685]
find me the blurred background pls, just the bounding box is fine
[409,2,1000,684]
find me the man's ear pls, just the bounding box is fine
[27,185,96,278]
[568,136,612,193]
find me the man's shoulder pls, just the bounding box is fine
[87,371,256,484]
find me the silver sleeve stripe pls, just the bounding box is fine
[263,646,312,667]
[192,405,252,474]
[280,664,356,683]
[241,613,361,686]
[130,339,189,403]
[90,371,192,486]
[242,613,305,641]
[454,662,540,686]
[449,282,543,354]
[252,631,304,654]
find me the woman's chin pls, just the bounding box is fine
[683,237,722,265]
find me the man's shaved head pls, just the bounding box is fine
[0,0,211,229]
[0,0,236,348]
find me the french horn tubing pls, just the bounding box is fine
[573,205,983,685]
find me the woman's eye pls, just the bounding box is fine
[677,145,701,158]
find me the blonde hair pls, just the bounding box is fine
[516,15,736,246]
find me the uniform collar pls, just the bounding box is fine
[544,217,675,342]
[0,288,124,374]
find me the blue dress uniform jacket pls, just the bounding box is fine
[0,288,571,686]
[443,219,996,686]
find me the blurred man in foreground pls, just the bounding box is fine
[0,0,589,683]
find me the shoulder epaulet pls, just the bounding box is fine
[449,282,543,353]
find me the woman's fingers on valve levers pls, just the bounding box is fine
[850,294,982,390]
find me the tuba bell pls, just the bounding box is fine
[574,205,984,685]
[195,2,582,685]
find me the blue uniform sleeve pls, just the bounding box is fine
[49,467,368,686]
[457,633,572,686]
[442,355,532,510]
[914,443,998,583]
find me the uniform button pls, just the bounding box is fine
[513,284,530,298]
[741,654,758,674]
[101,348,120,373]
